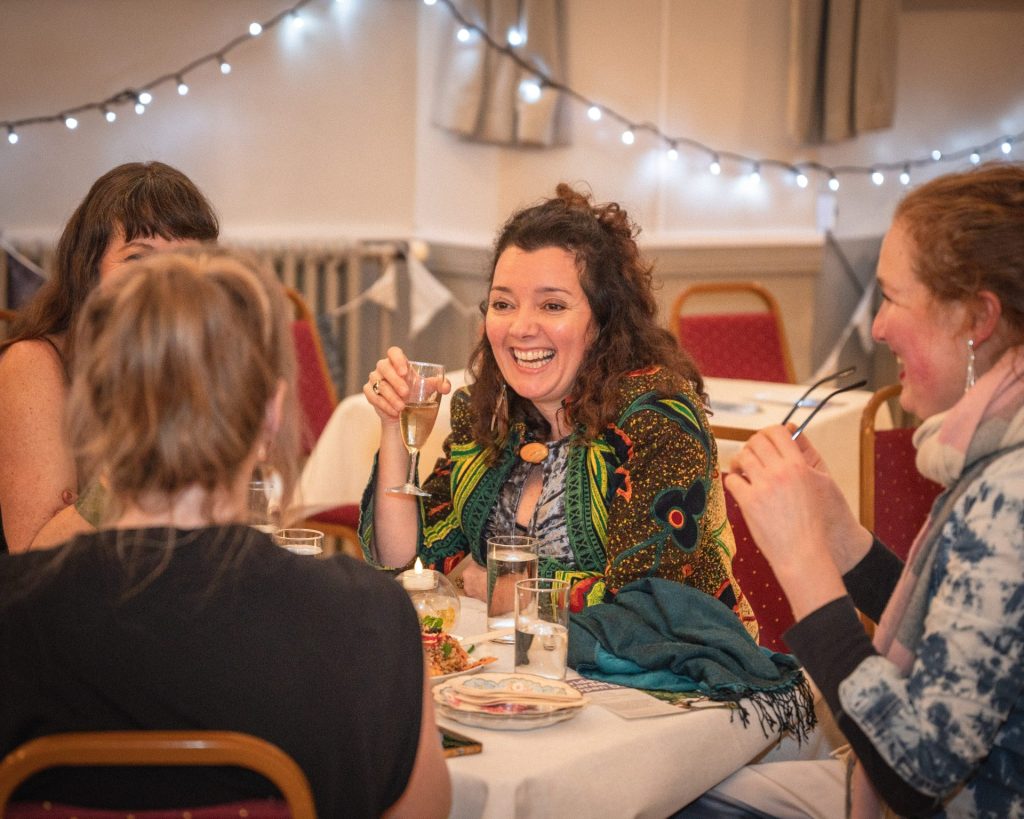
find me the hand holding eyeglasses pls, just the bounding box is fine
[780,367,867,440]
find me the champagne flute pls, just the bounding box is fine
[388,360,445,496]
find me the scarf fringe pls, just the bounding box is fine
[712,670,817,744]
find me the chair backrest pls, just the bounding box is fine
[671,282,795,383]
[0,730,316,818]
[722,475,793,653]
[286,287,339,455]
[859,384,942,561]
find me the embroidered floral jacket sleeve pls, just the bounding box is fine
[360,368,756,631]
[787,458,1024,817]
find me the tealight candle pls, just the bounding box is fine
[400,557,435,591]
[398,557,460,631]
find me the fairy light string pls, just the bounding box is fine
[3,0,1020,191]
[2,0,318,143]
[429,0,1022,190]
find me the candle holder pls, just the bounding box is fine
[398,561,461,632]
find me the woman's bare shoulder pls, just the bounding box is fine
[0,338,66,396]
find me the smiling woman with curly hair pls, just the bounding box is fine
[360,183,757,636]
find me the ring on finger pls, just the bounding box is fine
[372,379,382,395]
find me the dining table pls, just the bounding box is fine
[705,376,889,512]
[291,371,886,522]
[437,595,779,819]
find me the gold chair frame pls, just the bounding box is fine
[670,281,796,383]
[0,730,316,818]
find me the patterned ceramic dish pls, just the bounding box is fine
[433,673,585,731]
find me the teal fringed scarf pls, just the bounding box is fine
[568,578,816,742]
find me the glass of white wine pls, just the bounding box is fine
[388,360,445,497]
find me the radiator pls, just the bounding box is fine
[232,240,403,397]
[4,239,407,398]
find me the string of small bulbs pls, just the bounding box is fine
[1,0,318,146]
[426,0,1021,191]
[3,0,1019,192]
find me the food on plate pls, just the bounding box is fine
[421,615,497,677]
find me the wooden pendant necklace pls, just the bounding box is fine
[519,441,549,464]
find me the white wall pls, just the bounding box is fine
[2,0,1022,244]
[2,0,1022,380]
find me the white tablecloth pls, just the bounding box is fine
[290,370,469,521]
[705,376,887,512]
[442,597,776,819]
[292,372,884,522]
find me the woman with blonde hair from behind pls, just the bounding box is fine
[0,248,450,818]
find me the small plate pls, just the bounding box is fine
[429,656,497,686]
[435,700,581,731]
[433,673,585,730]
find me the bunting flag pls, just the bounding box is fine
[326,261,398,318]
[325,252,477,338]
[1,237,46,309]
[810,277,877,382]
[809,232,883,383]
[408,254,455,335]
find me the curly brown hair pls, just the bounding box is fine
[469,183,703,457]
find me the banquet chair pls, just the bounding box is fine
[0,730,316,819]
[671,282,796,383]
[859,384,942,635]
[714,426,793,652]
[722,474,793,653]
[859,383,942,562]
[285,287,360,555]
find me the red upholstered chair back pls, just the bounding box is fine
[722,474,794,653]
[0,731,316,819]
[860,385,942,562]
[284,289,363,555]
[671,282,795,383]
[286,288,339,456]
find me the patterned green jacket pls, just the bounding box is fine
[361,367,757,631]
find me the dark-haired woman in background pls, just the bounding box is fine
[362,183,757,633]
[0,161,219,553]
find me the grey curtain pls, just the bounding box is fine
[432,0,570,147]
[788,0,898,144]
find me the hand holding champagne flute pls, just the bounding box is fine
[389,360,445,496]
[364,348,451,568]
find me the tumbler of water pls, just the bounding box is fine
[514,578,570,680]
[486,535,539,643]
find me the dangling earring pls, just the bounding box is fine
[491,381,508,434]
[965,338,976,393]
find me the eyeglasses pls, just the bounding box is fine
[790,378,867,440]
[780,366,857,426]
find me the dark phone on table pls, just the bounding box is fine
[439,725,483,757]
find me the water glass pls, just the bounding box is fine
[273,528,324,556]
[248,480,275,533]
[514,578,570,680]
[486,535,539,642]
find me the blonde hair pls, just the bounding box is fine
[66,247,299,521]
